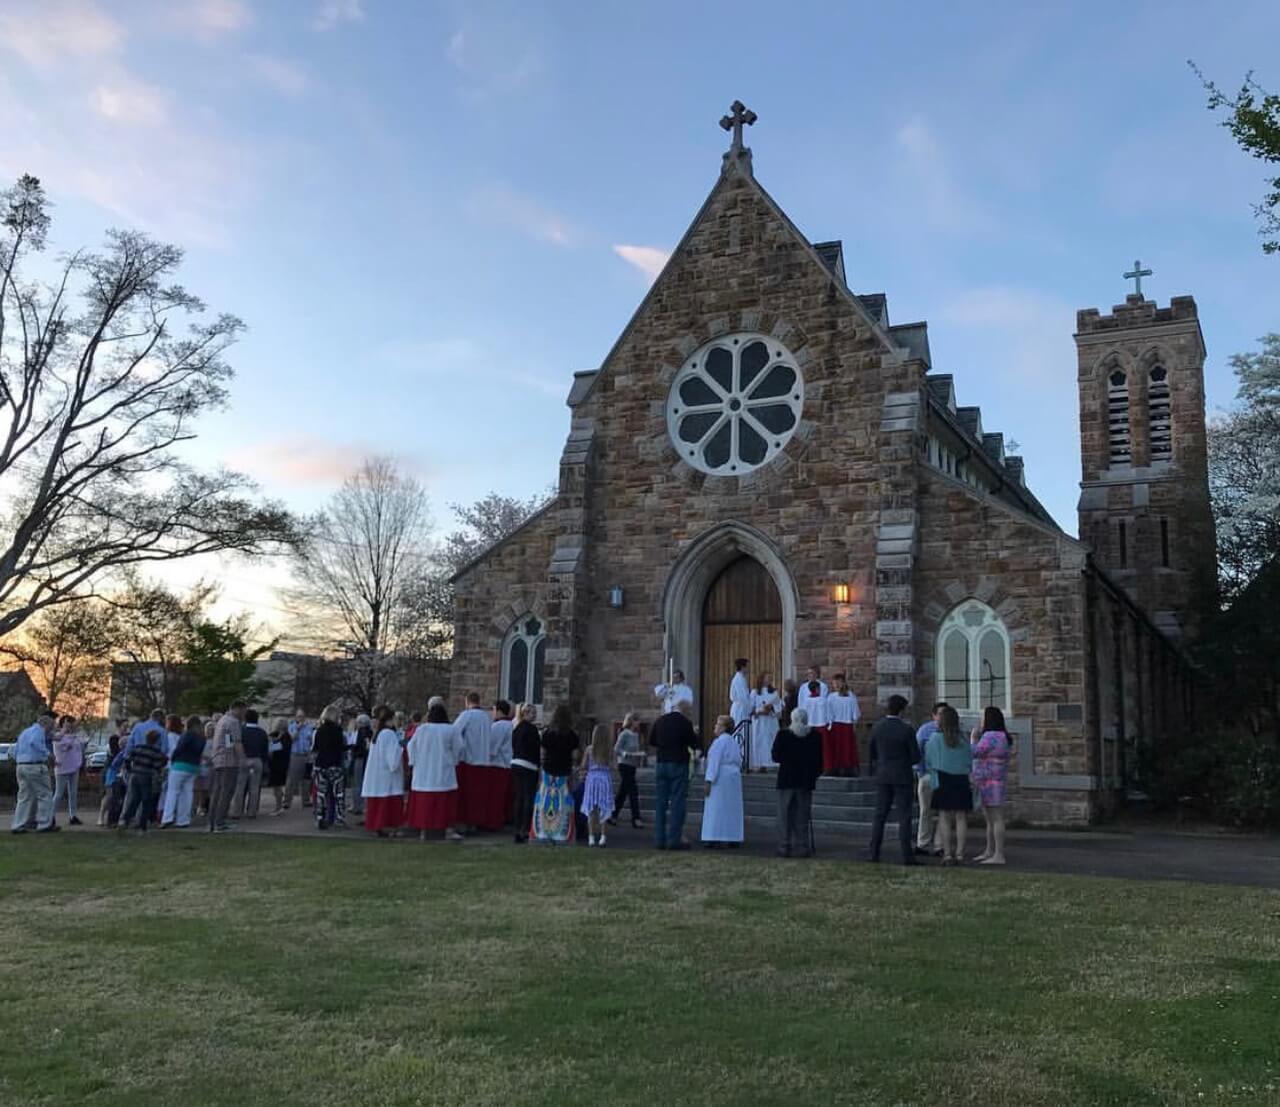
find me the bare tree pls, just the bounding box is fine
[0,174,295,638]
[287,457,432,709]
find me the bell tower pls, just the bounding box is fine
[1074,278,1216,639]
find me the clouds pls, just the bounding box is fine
[446,20,546,100]
[312,0,365,32]
[938,286,1075,380]
[467,183,582,248]
[893,117,996,236]
[172,0,253,38]
[89,76,169,127]
[245,53,309,97]
[377,336,565,398]
[0,1,123,69]
[613,244,671,283]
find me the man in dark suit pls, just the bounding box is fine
[867,695,921,865]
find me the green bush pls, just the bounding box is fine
[1135,731,1280,829]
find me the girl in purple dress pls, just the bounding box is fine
[971,706,1011,865]
[581,724,615,848]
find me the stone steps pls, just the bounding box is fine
[633,768,913,836]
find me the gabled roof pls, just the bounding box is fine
[575,155,913,410]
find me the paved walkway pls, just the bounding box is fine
[9,798,1278,889]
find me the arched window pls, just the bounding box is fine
[935,600,1011,712]
[1148,365,1171,462]
[1107,367,1130,466]
[502,616,546,706]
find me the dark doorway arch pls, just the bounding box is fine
[700,555,782,739]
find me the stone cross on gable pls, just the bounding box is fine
[719,100,757,154]
[1123,259,1153,297]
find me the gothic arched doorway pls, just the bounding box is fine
[700,555,783,739]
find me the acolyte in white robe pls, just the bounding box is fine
[826,691,861,725]
[454,708,491,765]
[751,687,781,768]
[654,682,695,714]
[729,671,753,726]
[489,719,513,766]
[361,727,404,798]
[798,680,830,727]
[407,722,463,793]
[700,733,744,842]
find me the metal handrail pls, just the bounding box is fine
[732,718,752,770]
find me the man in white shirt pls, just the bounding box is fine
[654,670,695,715]
[729,658,752,728]
[454,691,493,832]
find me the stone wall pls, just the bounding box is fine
[449,507,559,710]
[914,467,1096,823]
[564,160,923,731]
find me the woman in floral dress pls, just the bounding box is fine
[532,705,580,844]
[971,706,1011,866]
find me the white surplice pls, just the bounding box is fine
[751,687,781,768]
[798,680,830,727]
[729,671,753,726]
[454,707,491,765]
[826,691,861,725]
[489,719,513,766]
[700,733,744,842]
[361,727,404,798]
[407,722,463,793]
[654,682,695,714]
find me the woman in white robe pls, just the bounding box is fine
[361,709,405,837]
[406,702,465,841]
[700,715,744,845]
[751,676,781,771]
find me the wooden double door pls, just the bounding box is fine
[700,556,782,741]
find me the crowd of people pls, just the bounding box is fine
[7,666,1012,865]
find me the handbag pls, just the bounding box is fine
[970,780,983,812]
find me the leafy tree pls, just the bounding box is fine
[1,600,115,717]
[438,490,551,575]
[108,574,216,714]
[178,618,276,714]
[1207,333,1280,598]
[0,174,296,639]
[1193,65,1280,253]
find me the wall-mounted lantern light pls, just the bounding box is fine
[833,583,851,604]
[608,585,625,609]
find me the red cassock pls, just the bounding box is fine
[363,794,404,832]
[826,722,859,773]
[406,789,460,830]
[458,763,512,830]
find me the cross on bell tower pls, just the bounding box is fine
[719,100,757,174]
[1123,258,1153,299]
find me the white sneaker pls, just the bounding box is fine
[588,835,598,847]
[599,834,607,848]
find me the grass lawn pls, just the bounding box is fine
[1,837,1278,1106]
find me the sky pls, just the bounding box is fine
[1,0,1276,632]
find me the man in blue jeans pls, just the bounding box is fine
[648,701,699,850]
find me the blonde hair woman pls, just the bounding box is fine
[312,704,349,830]
[510,703,540,843]
[609,711,645,829]
[581,723,615,848]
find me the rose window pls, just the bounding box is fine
[666,332,804,475]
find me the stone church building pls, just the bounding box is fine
[450,105,1213,825]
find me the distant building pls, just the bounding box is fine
[0,670,49,739]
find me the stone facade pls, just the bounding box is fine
[449,130,1208,826]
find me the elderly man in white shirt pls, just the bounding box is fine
[10,714,57,834]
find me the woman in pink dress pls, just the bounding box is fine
[971,706,1011,865]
